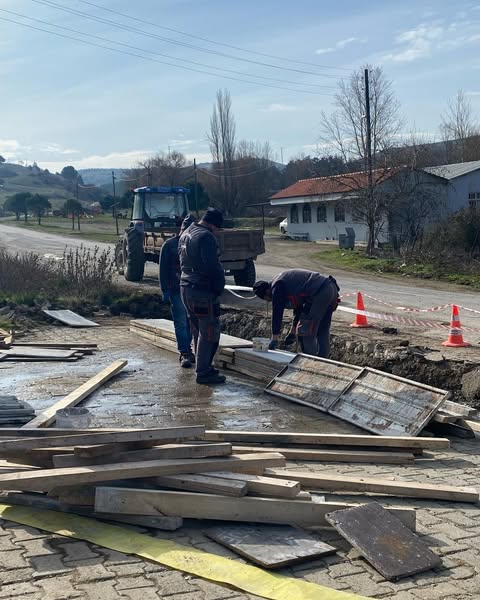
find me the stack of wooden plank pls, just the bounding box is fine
[130,319,252,354]
[0,396,36,426]
[216,347,295,381]
[0,427,476,531]
[0,341,97,363]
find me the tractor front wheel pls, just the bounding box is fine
[124,228,145,282]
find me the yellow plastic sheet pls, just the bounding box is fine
[0,504,370,600]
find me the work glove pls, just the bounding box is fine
[162,291,171,303]
[284,332,296,347]
[268,339,278,350]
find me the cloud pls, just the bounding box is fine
[37,150,155,172]
[465,91,480,96]
[384,21,480,63]
[262,103,297,112]
[0,139,22,154]
[38,143,80,155]
[315,37,366,55]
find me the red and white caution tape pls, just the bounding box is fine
[337,305,480,333]
[340,292,480,315]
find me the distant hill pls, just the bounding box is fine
[0,163,102,210]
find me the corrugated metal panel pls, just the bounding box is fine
[424,160,480,180]
[265,355,448,437]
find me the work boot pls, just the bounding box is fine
[196,369,226,385]
[179,353,192,369]
[187,350,196,364]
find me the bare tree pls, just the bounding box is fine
[320,65,403,254]
[134,151,191,187]
[207,89,237,215]
[440,90,480,163]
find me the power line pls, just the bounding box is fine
[29,0,347,80]
[0,15,335,95]
[0,8,335,90]
[76,0,350,72]
[198,165,272,178]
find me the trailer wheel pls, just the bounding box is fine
[233,259,256,287]
[124,228,145,282]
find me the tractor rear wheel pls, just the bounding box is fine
[124,228,145,282]
[233,259,256,287]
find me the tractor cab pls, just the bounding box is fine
[131,186,190,232]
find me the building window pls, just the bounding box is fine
[477,193,480,199]
[317,204,326,222]
[468,192,476,199]
[334,202,345,222]
[470,199,479,209]
[302,203,311,223]
[291,205,298,224]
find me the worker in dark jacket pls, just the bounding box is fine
[253,269,340,358]
[159,214,196,368]
[179,207,226,385]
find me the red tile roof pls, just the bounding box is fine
[270,168,394,201]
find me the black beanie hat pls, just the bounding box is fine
[181,213,195,232]
[202,207,224,228]
[253,280,270,299]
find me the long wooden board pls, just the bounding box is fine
[23,359,128,429]
[152,474,248,497]
[231,446,415,464]
[43,309,99,327]
[0,453,286,492]
[204,430,449,450]
[52,442,232,468]
[203,471,301,498]
[94,487,416,530]
[325,503,440,580]
[265,469,479,502]
[2,348,78,359]
[206,524,336,568]
[0,426,206,454]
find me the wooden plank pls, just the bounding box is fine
[52,442,232,468]
[73,444,120,458]
[204,430,449,450]
[206,524,336,568]
[442,399,477,418]
[203,471,301,498]
[231,446,415,465]
[2,347,78,359]
[265,469,479,502]
[0,453,286,492]
[0,428,140,437]
[12,342,98,348]
[43,309,99,327]
[23,359,128,429]
[325,502,440,580]
[4,493,183,530]
[94,488,416,530]
[460,419,480,434]
[428,421,476,439]
[0,426,206,454]
[130,319,252,349]
[152,474,248,497]
[432,412,458,424]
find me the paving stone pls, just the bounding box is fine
[30,553,72,577]
[77,581,121,600]
[37,575,84,599]
[0,568,35,585]
[6,526,48,542]
[328,561,366,578]
[115,576,154,591]
[96,548,141,566]
[149,571,197,595]
[108,563,146,578]
[0,582,41,598]
[194,578,239,600]
[0,536,18,552]
[58,541,101,562]
[301,569,352,590]
[19,537,57,557]
[73,563,115,584]
[0,550,30,569]
[411,582,468,599]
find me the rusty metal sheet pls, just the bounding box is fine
[206,523,336,568]
[331,368,447,437]
[265,354,363,412]
[326,502,441,580]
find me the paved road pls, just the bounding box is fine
[1,223,479,332]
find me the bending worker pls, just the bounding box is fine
[159,214,196,368]
[253,269,340,358]
[179,207,226,385]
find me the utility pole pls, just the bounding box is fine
[75,179,79,202]
[112,171,119,235]
[364,68,374,254]
[193,158,199,218]
[147,168,152,187]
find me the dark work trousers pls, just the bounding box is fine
[169,292,192,354]
[181,286,221,376]
[297,279,338,358]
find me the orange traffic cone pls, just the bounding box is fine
[350,291,372,328]
[442,305,470,347]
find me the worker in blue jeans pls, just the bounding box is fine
[159,214,196,368]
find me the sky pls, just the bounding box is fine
[1,0,480,172]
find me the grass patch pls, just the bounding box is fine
[313,249,480,289]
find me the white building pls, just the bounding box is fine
[270,160,480,243]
